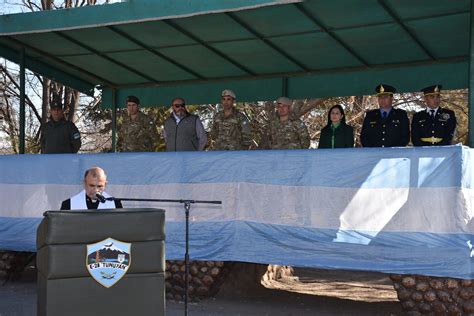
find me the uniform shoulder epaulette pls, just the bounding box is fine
[366,109,378,115]
[442,108,455,114]
[393,108,407,113]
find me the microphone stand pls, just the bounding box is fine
[103,196,221,316]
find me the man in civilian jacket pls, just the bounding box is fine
[163,97,207,151]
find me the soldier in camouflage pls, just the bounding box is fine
[117,95,158,152]
[210,89,253,150]
[262,97,310,149]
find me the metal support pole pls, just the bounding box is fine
[111,89,117,152]
[102,197,221,316]
[281,77,288,97]
[184,201,191,316]
[19,47,26,154]
[469,0,474,147]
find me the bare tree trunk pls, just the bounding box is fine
[63,87,79,122]
[70,90,80,123]
[64,86,71,114]
[41,0,53,10]
[348,95,366,147]
[42,78,50,124]
[2,97,18,154]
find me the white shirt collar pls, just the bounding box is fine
[427,107,439,116]
[173,112,182,124]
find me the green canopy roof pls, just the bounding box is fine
[0,0,471,107]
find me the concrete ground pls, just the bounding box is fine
[0,267,402,316]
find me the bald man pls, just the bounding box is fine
[60,167,122,210]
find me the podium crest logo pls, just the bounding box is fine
[86,238,131,288]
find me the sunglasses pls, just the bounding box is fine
[173,103,185,108]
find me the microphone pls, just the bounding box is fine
[96,193,106,203]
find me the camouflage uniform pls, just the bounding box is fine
[117,112,158,152]
[210,109,252,150]
[263,117,310,149]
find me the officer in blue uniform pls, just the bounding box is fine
[360,84,409,147]
[411,85,456,146]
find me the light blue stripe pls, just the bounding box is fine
[0,217,41,252]
[167,221,473,279]
[2,217,472,279]
[0,146,469,188]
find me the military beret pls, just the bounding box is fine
[126,95,140,105]
[221,89,236,99]
[276,97,292,106]
[421,85,442,96]
[375,84,396,95]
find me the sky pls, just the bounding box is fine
[0,1,21,14]
[0,0,123,15]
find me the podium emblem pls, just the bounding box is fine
[86,238,131,288]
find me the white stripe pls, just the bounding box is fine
[1,183,471,234]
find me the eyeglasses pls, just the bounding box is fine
[173,103,185,108]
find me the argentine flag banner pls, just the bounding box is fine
[0,145,473,279]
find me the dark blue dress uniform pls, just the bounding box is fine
[360,84,410,147]
[411,85,456,146]
[361,109,410,147]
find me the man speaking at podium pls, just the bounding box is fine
[60,167,122,210]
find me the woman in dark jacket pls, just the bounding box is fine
[318,104,354,148]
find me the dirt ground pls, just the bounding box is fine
[266,267,399,303]
[0,266,402,316]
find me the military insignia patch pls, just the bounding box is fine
[441,113,450,120]
[86,238,131,288]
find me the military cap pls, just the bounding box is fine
[126,95,140,105]
[50,101,63,110]
[221,89,236,99]
[421,85,442,96]
[276,97,292,106]
[375,84,396,96]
